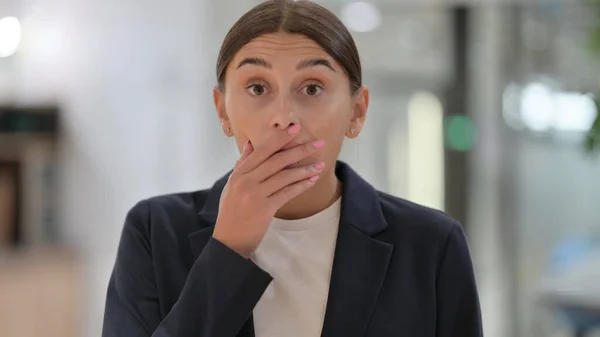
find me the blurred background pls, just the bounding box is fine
[1,0,600,336]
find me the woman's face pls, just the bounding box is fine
[214,32,368,170]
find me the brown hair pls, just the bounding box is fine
[216,0,362,94]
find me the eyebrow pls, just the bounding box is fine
[235,57,336,72]
[236,57,271,69]
[296,58,336,72]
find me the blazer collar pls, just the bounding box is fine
[197,160,388,236]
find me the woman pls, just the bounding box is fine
[102,1,483,337]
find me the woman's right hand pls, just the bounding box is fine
[212,124,326,259]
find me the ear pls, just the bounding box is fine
[346,85,369,138]
[213,86,233,137]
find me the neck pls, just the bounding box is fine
[275,167,341,220]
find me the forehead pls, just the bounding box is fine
[232,32,337,66]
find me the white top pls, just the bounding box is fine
[251,197,342,337]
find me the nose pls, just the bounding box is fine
[269,95,299,130]
[270,111,298,130]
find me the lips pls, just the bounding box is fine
[280,140,302,151]
[276,141,303,169]
[274,141,301,155]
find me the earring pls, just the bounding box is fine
[350,128,356,134]
[225,127,231,134]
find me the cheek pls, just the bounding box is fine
[224,93,266,130]
[297,98,350,163]
[297,96,350,134]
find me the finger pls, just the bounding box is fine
[268,174,319,209]
[259,162,325,197]
[251,140,326,183]
[236,124,301,174]
[235,140,253,168]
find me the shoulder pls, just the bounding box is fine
[144,190,209,213]
[128,190,209,217]
[124,189,211,236]
[375,191,463,251]
[373,192,475,278]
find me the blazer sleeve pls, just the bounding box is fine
[101,200,273,337]
[435,222,484,337]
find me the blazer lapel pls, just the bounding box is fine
[188,169,225,261]
[187,170,256,337]
[320,162,394,337]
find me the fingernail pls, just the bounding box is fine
[242,141,249,153]
[308,175,319,183]
[313,162,326,170]
[288,124,301,134]
[312,140,326,149]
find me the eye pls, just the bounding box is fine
[302,83,324,96]
[246,84,269,96]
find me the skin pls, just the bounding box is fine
[212,32,369,258]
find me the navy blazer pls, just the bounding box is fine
[102,161,483,337]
